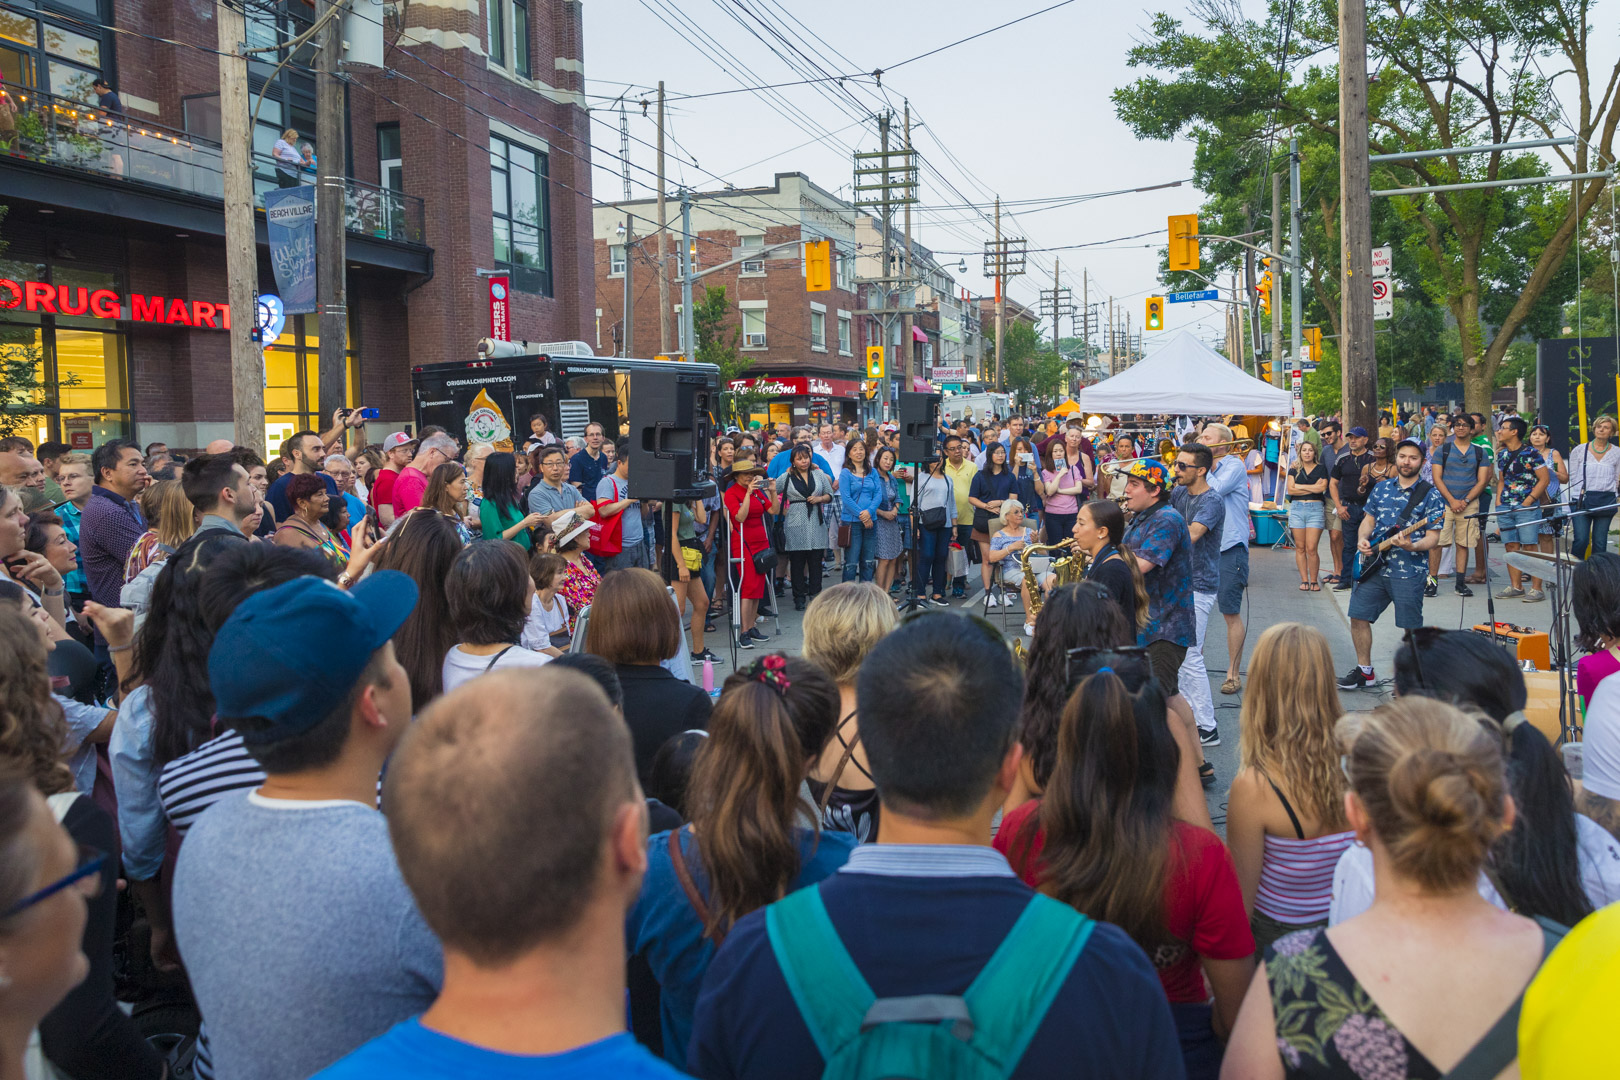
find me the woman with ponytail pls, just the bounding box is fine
[996,668,1254,1079]
[1225,697,1565,1080]
[626,654,855,1066]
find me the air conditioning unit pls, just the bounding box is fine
[745,333,767,347]
[741,259,765,274]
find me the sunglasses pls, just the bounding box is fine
[1064,646,1155,695]
[1,846,105,919]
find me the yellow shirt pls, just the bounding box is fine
[944,458,978,521]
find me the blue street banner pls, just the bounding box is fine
[263,186,316,315]
[1166,289,1219,303]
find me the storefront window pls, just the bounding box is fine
[263,314,359,456]
[0,268,131,444]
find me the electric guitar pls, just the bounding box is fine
[1356,514,1439,582]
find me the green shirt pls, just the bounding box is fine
[479,498,531,549]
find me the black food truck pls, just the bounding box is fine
[411,341,719,496]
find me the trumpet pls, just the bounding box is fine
[1201,437,1254,456]
[1099,439,1181,471]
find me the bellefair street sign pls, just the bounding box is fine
[0,279,231,329]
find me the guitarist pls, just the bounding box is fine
[1339,439,1446,690]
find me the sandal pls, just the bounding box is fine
[1299,582,1310,591]
[1310,581,1321,591]
[1321,573,1339,584]
[1198,761,1217,788]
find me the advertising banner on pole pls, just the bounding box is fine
[263,186,317,315]
[488,275,510,341]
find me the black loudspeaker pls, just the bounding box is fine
[627,367,717,500]
[897,391,942,462]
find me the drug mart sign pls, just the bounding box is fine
[0,279,232,329]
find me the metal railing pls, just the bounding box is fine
[0,87,425,245]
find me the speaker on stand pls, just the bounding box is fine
[895,391,942,613]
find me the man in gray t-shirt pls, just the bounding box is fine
[173,573,442,1080]
[1171,444,1226,742]
[526,445,593,528]
[597,436,653,571]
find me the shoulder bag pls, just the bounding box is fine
[917,472,948,530]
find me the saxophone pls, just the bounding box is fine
[1018,539,1089,627]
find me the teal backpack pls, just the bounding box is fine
[765,886,1094,1080]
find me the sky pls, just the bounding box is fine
[578,0,1617,358]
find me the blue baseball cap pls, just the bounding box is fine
[1348,426,1369,438]
[209,571,419,741]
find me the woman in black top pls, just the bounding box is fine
[968,442,1018,601]
[584,567,711,783]
[1286,440,1330,590]
[1072,498,1148,636]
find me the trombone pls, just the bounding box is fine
[1098,436,1253,473]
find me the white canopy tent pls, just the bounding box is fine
[1077,331,1292,416]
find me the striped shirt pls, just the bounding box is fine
[158,730,264,837]
[1255,830,1356,924]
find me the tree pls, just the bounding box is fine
[1002,321,1066,403]
[1114,0,1620,414]
[693,284,762,426]
[0,206,55,438]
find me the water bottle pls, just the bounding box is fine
[703,658,719,701]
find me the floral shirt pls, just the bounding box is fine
[1495,444,1546,508]
[1267,928,1439,1080]
[1121,499,1194,647]
[1362,478,1445,579]
[558,558,599,635]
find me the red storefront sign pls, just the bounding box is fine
[488,275,510,341]
[0,280,231,330]
[727,375,861,397]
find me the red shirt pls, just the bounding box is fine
[391,466,430,519]
[725,481,771,552]
[995,800,1254,1003]
[369,467,398,514]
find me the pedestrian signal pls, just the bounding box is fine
[1167,214,1199,271]
[1304,326,1322,363]
[805,240,832,292]
[865,345,885,378]
[1145,296,1164,331]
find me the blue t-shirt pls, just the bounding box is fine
[1363,477,1446,578]
[315,1023,685,1079]
[1122,500,1195,647]
[1436,440,1486,502]
[627,825,855,1065]
[1170,486,1224,595]
[688,862,1183,1080]
[569,448,609,498]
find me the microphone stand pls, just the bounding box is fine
[1461,503,1523,649]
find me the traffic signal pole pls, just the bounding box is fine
[1271,172,1285,388]
[1290,137,1304,383]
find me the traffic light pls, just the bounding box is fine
[1259,358,1272,382]
[1167,214,1199,271]
[1145,296,1165,331]
[1304,326,1322,364]
[804,240,832,292]
[1258,258,1274,318]
[865,345,885,378]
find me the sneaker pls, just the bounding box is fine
[1024,623,1036,636]
[1199,761,1217,788]
[1337,665,1374,690]
[1494,586,1525,599]
[1199,727,1221,747]
[985,592,1000,608]
[1522,588,1546,603]
[736,634,755,650]
[952,588,966,598]
[1454,582,1474,597]
[1333,579,1353,591]
[690,648,719,663]
[747,627,770,642]
[930,595,951,608]
[1424,577,1438,598]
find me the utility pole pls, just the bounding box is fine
[1271,172,1285,387]
[1081,269,1089,380]
[1289,136,1303,381]
[315,0,347,421]
[1339,0,1376,433]
[1107,295,1115,376]
[680,190,695,372]
[879,111,893,408]
[218,0,262,455]
[994,196,1004,392]
[621,213,635,357]
[901,102,914,386]
[1234,270,1246,372]
[656,82,672,356]
[1125,308,1132,367]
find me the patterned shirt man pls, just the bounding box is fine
[1363,476,1446,579]
[1123,500,1195,647]
[1496,443,1546,508]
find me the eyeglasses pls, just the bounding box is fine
[2,846,105,919]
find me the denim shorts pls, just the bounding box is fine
[1347,570,1425,629]
[1498,504,1543,546]
[1217,544,1249,615]
[1287,501,1326,529]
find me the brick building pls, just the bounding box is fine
[593,172,870,427]
[0,0,593,452]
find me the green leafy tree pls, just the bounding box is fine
[0,206,56,438]
[1114,0,1620,414]
[1002,321,1067,403]
[693,284,762,425]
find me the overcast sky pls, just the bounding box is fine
[578,0,1615,355]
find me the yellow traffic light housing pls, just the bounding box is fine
[1167,214,1199,271]
[1258,259,1274,317]
[865,345,885,378]
[805,240,832,292]
[1145,296,1165,331]
[1304,326,1322,364]
[1259,359,1272,382]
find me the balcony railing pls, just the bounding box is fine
[0,87,425,245]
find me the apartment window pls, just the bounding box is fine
[741,307,767,348]
[673,305,684,351]
[513,0,531,77]
[608,244,626,276]
[487,0,505,66]
[810,305,826,350]
[836,248,854,291]
[377,123,402,192]
[740,233,765,275]
[490,134,551,295]
[838,313,852,355]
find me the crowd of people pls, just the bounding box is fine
[0,395,1616,1080]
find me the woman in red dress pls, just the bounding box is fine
[724,453,780,650]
